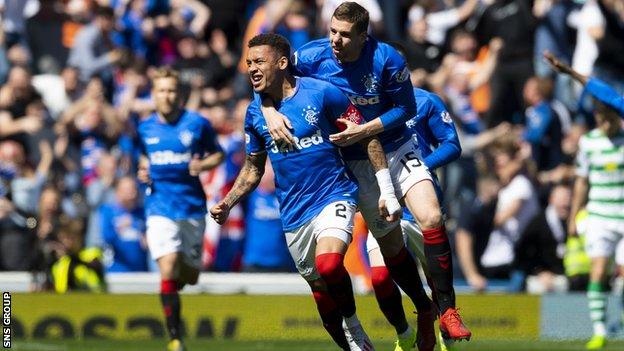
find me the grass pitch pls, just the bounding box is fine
[10,339,624,351]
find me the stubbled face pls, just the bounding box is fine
[329,17,366,62]
[493,150,513,178]
[451,35,477,61]
[152,77,180,115]
[523,78,541,106]
[550,186,571,220]
[116,177,138,210]
[246,45,281,93]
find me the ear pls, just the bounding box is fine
[358,30,368,44]
[277,56,289,71]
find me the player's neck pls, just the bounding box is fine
[267,75,297,103]
[158,108,183,124]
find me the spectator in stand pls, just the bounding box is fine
[522,76,563,173]
[407,0,480,47]
[455,175,500,292]
[567,0,603,94]
[100,176,148,273]
[55,76,123,186]
[173,34,227,101]
[51,218,106,293]
[0,66,44,151]
[515,183,571,293]
[480,139,540,289]
[67,6,123,84]
[401,13,444,79]
[85,152,117,248]
[0,0,40,49]
[592,0,624,92]
[532,0,578,111]
[242,161,294,272]
[476,0,538,127]
[32,66,83,121]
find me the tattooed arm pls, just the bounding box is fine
[359,136,387,172]
[210,152,267,224]
[358,136,402,221]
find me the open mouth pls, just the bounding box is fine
[250,74,263,88]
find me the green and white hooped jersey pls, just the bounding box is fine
[576,128,624,222]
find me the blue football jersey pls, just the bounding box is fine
[138,109,222,220]
[245,77,359,231]
[403,88,461,223]
[292,37,416,161]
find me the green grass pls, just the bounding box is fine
[9,339,624,351]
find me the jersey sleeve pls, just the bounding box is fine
[291,49,307,77]
[379,48,417,130]
[244,105,266,155]
[575,136,590,178]
[199,117,223,155]
[586,77,624,118]
[423,94,461,169]
[322,82,365,131]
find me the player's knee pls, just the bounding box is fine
[315,253,346,284]
[416,210,443,230]
[377,227,405,258]
[370,266,393,293]
[186,269,200,285]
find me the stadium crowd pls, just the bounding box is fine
[0,0,622,295]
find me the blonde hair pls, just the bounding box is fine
[151,67,179,84]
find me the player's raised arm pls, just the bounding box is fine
[210,151,267,224]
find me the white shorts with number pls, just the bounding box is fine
[347,139,433,238]
[285,201,356,281]
[146,215,205,269]
[585,216,624,265]
[366,220,428,269]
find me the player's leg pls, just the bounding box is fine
[315,201,374,351]
[146,216,185,350]
[586,257,610,350]
[157,253,184,347]
[308,279,351,350]
[399,220,438,351]
[285,208,351,350]
[366,235,416,351]
[349,159,432,314]
[177,217,206,287]
[584,221,619,350]
[389,140,470,341]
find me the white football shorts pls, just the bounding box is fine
[366,219,428,270]
[585,216,624,265]
[347,139,432,238]
[285,200,356,281]
[146,215,205,269]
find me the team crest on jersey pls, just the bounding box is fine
[179,130,193,147]
[362,73,379,93]
[405,118,417,129]
[394,66,410,83]
[441,111,453,123]
[302,106,319,125]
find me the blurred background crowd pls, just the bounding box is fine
[0,0,622,294]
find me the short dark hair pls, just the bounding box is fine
[248,33,291,60]
[332,2,369,34]
[94,6,115,19]
[388,41,407,59]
